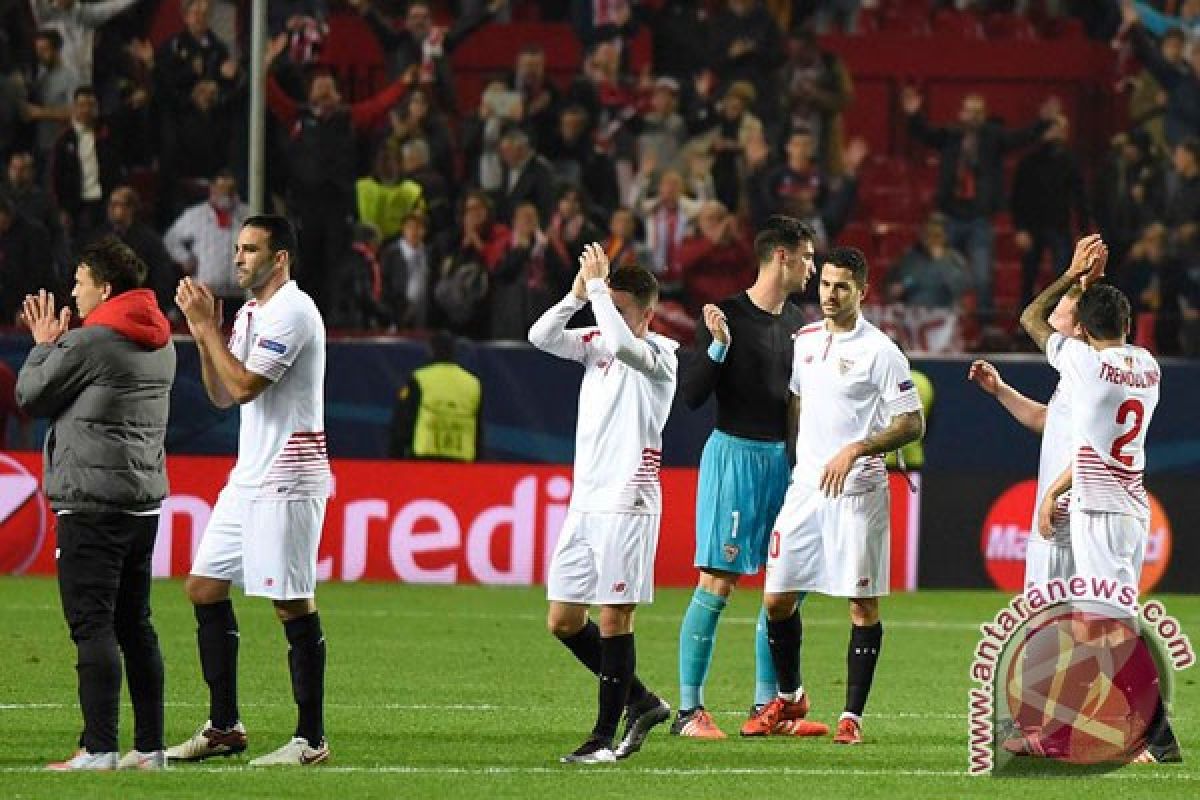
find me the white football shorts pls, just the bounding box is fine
[547,510,660,605]
[1024,533,1075,588]
[764,482,890,598]
[1069,509,1146,592]
[191,487,327,600]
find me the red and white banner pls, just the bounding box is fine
[0,452,922,590]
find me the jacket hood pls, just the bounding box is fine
[83,289,171,349]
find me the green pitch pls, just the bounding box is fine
[1,577,1197,799]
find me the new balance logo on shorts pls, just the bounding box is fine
[857,577,870,588]
[611,582,627,593]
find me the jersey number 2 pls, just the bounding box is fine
[1110,399,1144,468]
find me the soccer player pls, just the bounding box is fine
[968,283,1086,587]
[529,243,677,764]
[168,215,332,766]
[747,247,924,745]
[1019,237,1180,763]
[673,215,825,740]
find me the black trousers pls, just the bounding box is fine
[56,512,164,753]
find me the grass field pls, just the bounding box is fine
[1,577,1197,799]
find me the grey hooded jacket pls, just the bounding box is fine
[16,289,176,513]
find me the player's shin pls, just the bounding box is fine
[594,633,637,743]
[195,600,240,729]
[845,622,883,717]
[679,588,727,710]
[284,611,326,748]
[766,605,803,697]
[755,605,782,706]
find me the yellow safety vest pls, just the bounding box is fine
[355,177,426,241]
[411,363,482,461]
[886,369,933,470]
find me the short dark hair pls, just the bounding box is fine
[753,215,815,264]
[1163,27,1187,43]
[1077,283,1131,340]
[824,246,869,286]
[608,265,659,309]
[79,236,147,295]
[243,214,298,268]
[430,329,456,361]
[35,29,63,50]
[73,85,96,101]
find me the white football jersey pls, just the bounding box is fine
[1047,333,1160,520]
[528,281,678,514]
[790,316,922,495]
[226,280,332,499]
[1034,379,1073,543]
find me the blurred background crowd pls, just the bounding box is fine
[0,0,1198,355]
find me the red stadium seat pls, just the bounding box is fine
[1042,16,1087,40]
[984,12,1040,41]
[878,8,931,36]
[859,155,910,190]
[836,221,875,258]
[931,8,986,40]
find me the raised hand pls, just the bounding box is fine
[1065,234,1104,281]
[22,290,72,345]
[176,277,218,332]
[579,242,610,284]
[702,304,730,345]
[967,359,1002,396]
[901,86,921,115]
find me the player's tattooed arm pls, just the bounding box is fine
[1037,463,1072,539]
[1020,234,1106,352]
[821,410,923,497]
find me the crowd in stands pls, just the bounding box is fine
[0,0,1198,355]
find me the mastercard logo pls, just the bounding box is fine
[0,453,48,575]
[981,480,1171,593]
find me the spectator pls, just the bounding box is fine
[496,126,557,225]
[1120,221,1200,355]
[776,26,853,177]
[1124,4,1200,148]
[1093,130,1162,264]
[163,171,250,312]
[603,206,649,269]
[510,44,560,150]
[381,210,435,331]
[30,0,140,84]
[902,86,1054,322]
[0,193,55,324]
[490,202,546,340]
[645,0,711,85]
[51,86,123,243]
[635,76,687,171]
[94,186,179,317]
[25,29,78,174]
[680,143,718,205]
[3,151,66,279]
[357,147,426,243]
[811,0,861,34]
[678,200,755,312]
[711,0,786,127]
[570,0,639,49]
[382,86,455,186]
[636,169,699,289]
[433,189,509,337]
[884,213,973,310]
[0,44,26,163]
[352,0,500,114]
[1011,115,1089,306]
[1125,25,1184,155]
[541,104,619,217]
[1161,137,1200,254]
[746,129,862,245]
[160,78,236,219]
[155,0,238,111]
[544,183,602,299]
[266,37,414,313]
[401,137,453,240]
[462,80,526,193]
[388,330,483,461]
[330,222,392,331]
[706,80,762,213]
[564,38,638,152]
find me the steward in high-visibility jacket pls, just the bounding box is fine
[389,331,482,461]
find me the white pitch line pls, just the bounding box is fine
[1,764,1198,780]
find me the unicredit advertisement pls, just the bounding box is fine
[0,452,922,590]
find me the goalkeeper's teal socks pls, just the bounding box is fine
[754,604,780,707]
[679,588,727,711]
